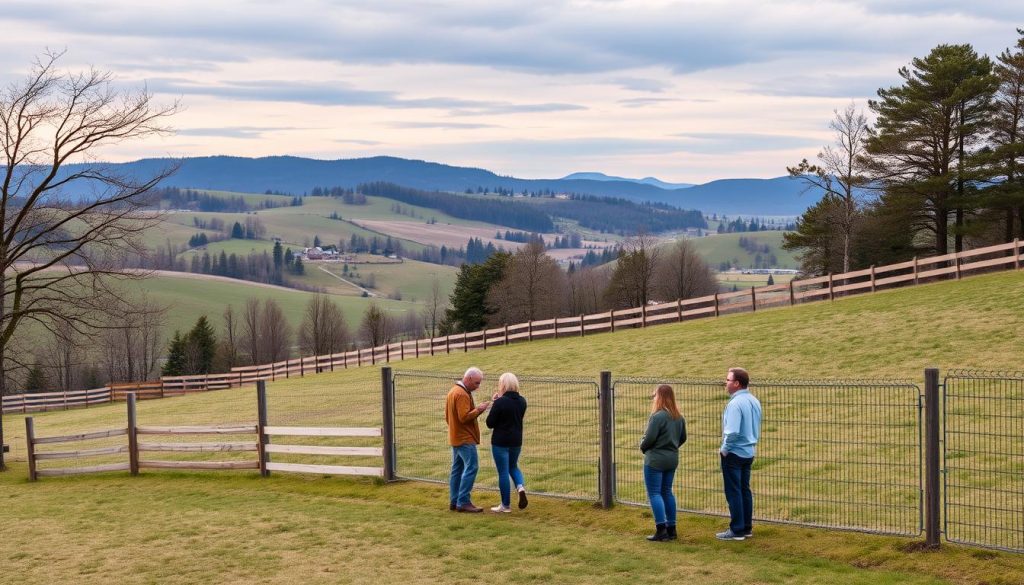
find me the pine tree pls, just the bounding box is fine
[163,331,186,376]
[24,363,48,393]
[187,316,217,374]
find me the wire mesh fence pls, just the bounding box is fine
[943,370,1024,552]
[614,377,922,536]
[392,370,601,501]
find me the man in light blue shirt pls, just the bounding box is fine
[717,367,762,541]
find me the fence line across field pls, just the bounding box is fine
[12,366,1023,554]
[5,239,1023,416]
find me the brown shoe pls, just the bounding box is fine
[456,503,483,513]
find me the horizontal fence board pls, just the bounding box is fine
[33,428,128,444]
[265,462,384,476]
[874,272,916,287]
[136,425,257,435]
[263,426,381,437]
[36,463,131,476]
[138,442,258,452]
[139,460,259,470]
[34,445,129,460]
[264,445,383,457]
[961,255,1015,272]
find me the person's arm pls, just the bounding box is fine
[639,413,661,453]
[457,393,487,424]
[720,402,742,454]
[679,417,687,446]
[485,399,501,428]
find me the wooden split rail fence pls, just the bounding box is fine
[4,238,1023,416]
[22,384,388,481]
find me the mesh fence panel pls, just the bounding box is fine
[943,370,1024,552]
[393,370,600,500]
[614,377,922,535]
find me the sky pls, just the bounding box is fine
[1,1,1022,183]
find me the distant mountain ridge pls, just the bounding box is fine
[59,155,822,216]
[560,172,695,190]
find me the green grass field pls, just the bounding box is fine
[121,273,419,336]
[690,231,798,270]
[3,270,1023,584]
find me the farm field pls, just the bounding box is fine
[689,231,798,270]
[116,272,418,335]
[717,271,796,288]
[316,259,457,301]
[4,270,1024,583]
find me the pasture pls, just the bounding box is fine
[689,231,798,270]
[3,270,1024,583]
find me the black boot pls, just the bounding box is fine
[666,525,677,540]
[646,523,669,541]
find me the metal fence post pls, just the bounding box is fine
[25,416,37,481]
[924,368,941,548]
[381,366,396,481]
[599,371,614,509]
[127,393,139,476]
[257,380,270,477]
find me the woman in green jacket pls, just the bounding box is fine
[639,384,687,541]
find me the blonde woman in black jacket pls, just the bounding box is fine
[485,372,528,513]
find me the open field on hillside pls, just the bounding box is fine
[118,272,418,335]
[317,259,457,301]
[690,231,798,270]
[717,272,796,288]
[3,271,1023,583]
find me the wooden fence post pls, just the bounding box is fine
[257,380,270,478]
[381,367,396,481]
[609,310,615,333]
[386,342,390,363]
[554,318,559,339]
[924,368,941,548]
[446,335,451,354]
[714,293,720,317]
[676,299,683,322]
[300,356,304,377]
[750,286,757,312]
[483,330,488,350]
[870,265,876,293]
[828,273,835,301]
[913,256,920,285]
[504,324,509,345]
[25,416,37,481]
[528,321,534,341]
[1015,238,1021,269]
[641,304,647,327]
[580,314,585,337]
[789,280,795,305]
[127,393,139,476]
[955,253,962,280]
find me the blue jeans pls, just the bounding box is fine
[449,444,479,507]
[491,445,525,507]
[643,465,677,526]
[721,452,754,534]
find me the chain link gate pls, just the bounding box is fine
[613,376,923,535]
[943,369,1024,552]
[392,370,601,501]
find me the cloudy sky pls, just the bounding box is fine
[1,1,1022,182]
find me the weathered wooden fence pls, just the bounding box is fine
[23,384,385,480]
[4,238,1022,415]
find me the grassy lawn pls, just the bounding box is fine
[316,259,457,301]
[3,270,1023,583]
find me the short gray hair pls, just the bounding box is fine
[463,367,483,381]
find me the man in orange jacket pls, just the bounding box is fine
[446,366,491,512]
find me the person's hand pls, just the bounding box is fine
[477,401,491,412]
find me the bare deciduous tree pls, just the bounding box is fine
[0,52,178,467]
[360,303,392,348]
[239,298,263,365]
[421,277,446,338]
[566,265,611,316]
[658,239,719,300]
[298,295,349,358]
[219,305,240,370]
[787,103,871,273]
[260,299,291,363]
[604,232,661,308]
[486,240,565,325]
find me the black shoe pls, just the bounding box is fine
[456,503,484,513]
[647,523,670,542]
[450,502,456,511]
[517,489,529,510]
[666,525,677,540]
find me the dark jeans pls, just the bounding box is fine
[721,452,754,534]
